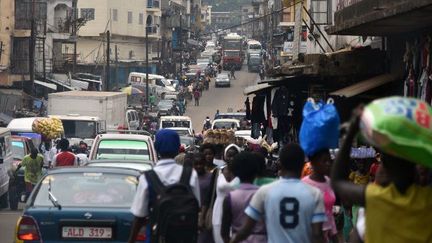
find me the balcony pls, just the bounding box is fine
[147,0,160,9]
[146,26,160,39]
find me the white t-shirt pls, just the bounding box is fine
[76,153,89,166]
[245,178,326,243]
[130,159,201,218]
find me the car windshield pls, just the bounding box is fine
[12,141,25,160]
[62,120,96,139]
[249,44,261,50]
[173,129,190,136]
[224,51,240,57]
[250,58,261,64]
[217,74,229,79]
[213,121,238,129]
[180,137,194,146]
[33,173,138,208]
[162,120,190,128]
[96,140,150,160]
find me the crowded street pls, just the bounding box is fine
[1,0,432,243]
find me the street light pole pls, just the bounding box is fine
[179,12,182,76]
[145,25,149,110]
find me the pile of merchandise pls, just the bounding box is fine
[32,117,64,140]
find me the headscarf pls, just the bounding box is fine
[224,144,241,158]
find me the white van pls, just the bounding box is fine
[0,128,13,207]
[7,117,43,149]
[159,116,193,133]
[128,72,176,97]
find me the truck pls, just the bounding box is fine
[246,40,262,62]
[247,53,262,72]
[222,33,244,70]
[47,91,128,147]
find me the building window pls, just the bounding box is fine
[139,13,144,25]
[128,11,133,24]
[10,37,30,74]
[112,9,118,21]
[81,8,95,20]
[310,0,330,25]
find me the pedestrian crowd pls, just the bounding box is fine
[127,96,432,243]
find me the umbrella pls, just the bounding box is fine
[122,86,143,95]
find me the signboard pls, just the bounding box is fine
[283,25,307,55]
[283,41,307,54]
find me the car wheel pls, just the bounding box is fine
[0,192,8,209]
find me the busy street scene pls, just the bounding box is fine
[1,0,432,242]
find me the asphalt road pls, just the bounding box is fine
[0,67,259,242]
[0,206,22,242]
[186,66,259,132]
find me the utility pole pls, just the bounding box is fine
[115,44,118,90]
[42,19,46,81]
[179,12,183,76]
[105,30,110,91]
[293,0,303,60]
[29,0,36,95]
[145,25,149,108]
[72,0,77,74]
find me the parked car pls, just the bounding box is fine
[156,99,175,117]
[215,112,246,121]
[215,73,231,87]
[88,133,157,165]
[211,119,240,130]
[14,167,148,242]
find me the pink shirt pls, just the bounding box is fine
[302,175,337,235]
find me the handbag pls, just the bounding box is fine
[204,168,219,230]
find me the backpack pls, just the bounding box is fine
[145,166,199,243]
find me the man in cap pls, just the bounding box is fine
[129,129,201,242]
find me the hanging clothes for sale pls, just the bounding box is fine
[245,97,251,120]
[251,94,266,139]
[251,95,266,123]
[271,86,290,117]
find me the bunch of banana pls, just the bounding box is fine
[32,118,64,139]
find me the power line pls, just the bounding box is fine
[201,0,303,37]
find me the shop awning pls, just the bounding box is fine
[243,83,274,95]
[330,73,400,98]
[34,80,57,90]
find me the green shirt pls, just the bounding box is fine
[21,154,44,184]
[253,177,276,186]
[149,95,156,105]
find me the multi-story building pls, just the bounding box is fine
[240,4,254,38]
[201,5,212,31]
[76,0,161,64]
[0,0,76,89]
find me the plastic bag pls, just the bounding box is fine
[360,96,432,168]
[300,98,340,156]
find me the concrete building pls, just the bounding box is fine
[76,0,162,64]
[211,12,236,30]
[201,5,212,29]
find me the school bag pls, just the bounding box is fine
[145,166,199,243]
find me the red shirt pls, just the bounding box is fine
[53,151,77,167]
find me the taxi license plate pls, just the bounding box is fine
[62,226,112,239]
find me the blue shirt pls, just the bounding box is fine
[245,178,326,243]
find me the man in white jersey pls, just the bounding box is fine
[230,143,326,243]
